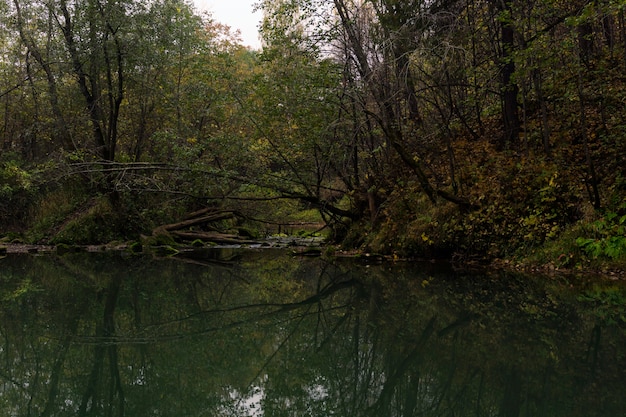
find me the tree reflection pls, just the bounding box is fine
[0,252,625,416]
[78,275,125,416]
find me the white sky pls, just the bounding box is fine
[193,0,263,49]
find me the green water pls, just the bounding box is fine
[1,249,625,416]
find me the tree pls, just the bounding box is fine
[13,0,75,153]
[492,0,520,148]
[122,0,206,162]
[57,0,128,162]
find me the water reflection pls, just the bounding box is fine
[0,250,625,416]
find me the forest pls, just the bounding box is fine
[0,0,625,272]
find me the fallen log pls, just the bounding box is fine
[170,231,258,245]
[183,208,238,220]
[154,211,237,234]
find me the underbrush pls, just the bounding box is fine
[359,141,626,272]
[26,182,90,243]
[48,196,129,245]
[363,181,459,258]
[0,157,40,233]
[26,181,162,244]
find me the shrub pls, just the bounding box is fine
[576,204,626,261]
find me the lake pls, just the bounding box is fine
[1,248,625,416]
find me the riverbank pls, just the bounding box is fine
[3,240,624,282]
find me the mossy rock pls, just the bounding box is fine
[141,232,177,247]
[153,245,179,256]
[128,241,143,253]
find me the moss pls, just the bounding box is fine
[141,232,177,247]
[323,245,336,257]
[50,198,116,245]
[153,245,179,256]
[128,241,143,253]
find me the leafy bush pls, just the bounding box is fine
[49,196,138,245]
[0,159,39,230]
[576,205,626,261]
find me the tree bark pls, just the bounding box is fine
[532,69,551,156]
[170,231,257,245]
[154,211,238,234]
[577,70,601,209]
[58,0,123,162]
[494,0,520,148]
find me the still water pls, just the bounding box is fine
[0,248,625,416]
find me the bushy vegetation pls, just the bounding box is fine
[0,156,45,232]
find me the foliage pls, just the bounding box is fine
[576,204,626,262]
[0,158,38,229]
[364,142,589,261]
[1,0,626,272]
[26,185,87,243]
[456,156,582,258]
[48,196,129,245]
[0,159,33,196]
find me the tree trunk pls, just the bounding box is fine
[533,69,551,156]
[332,0,477,210]
[578,21,595,66]
[14,0,74,152]
[59,0,123,163]
[170,231,257,245]
[59,0,109,160]
[577,69,601,209]
[153,211,238,234]
[496,0,520,148]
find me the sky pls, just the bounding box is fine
[193,0,263,49]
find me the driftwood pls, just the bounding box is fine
[182,207,235,221]
[155,211,237,233]
[170,231,257,245]
[150,209,253,245]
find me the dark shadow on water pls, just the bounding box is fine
[0,251,625,416]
